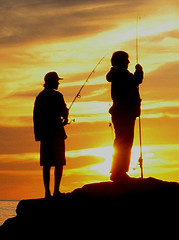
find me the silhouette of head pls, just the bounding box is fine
[44,72,63,90]
[111,51,130,69]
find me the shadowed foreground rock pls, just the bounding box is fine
[1,177,179,237]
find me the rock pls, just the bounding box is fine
[1,177,179,237]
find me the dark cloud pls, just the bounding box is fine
[0,0,158,46]
[0,157,38,171]
[0,121,112,154]
[0,154,103,172]
[0,0,109,45]
[0,126,37,154]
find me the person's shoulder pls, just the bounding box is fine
[126,70,134,78]
[55,90,62,95]
[126,69,133,75]
[53,90,65,103]
[36,90,45,99]
[53,90,63,98]
[106,67,118,82]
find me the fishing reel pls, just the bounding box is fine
[67,118,75,125]
[62,118,75,126]
[133,155,143,171]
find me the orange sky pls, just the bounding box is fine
[0,0,179,199]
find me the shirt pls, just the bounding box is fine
[33,89,68,141]
[106,66,143,117]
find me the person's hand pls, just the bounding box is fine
[135,64,143,71]
[63,118,68,126]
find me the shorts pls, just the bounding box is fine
[40,137,66,167]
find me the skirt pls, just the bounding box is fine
[40,137,66,167]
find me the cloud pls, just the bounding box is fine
[0,121,113,155]
[0,0,112,46]
[0,152,103,172]
[0,153,38,171]
[0,0,166,47]
[143,61,179,100]
[0,126,37,154]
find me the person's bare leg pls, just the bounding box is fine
[54,165,63,195]
[43,166,51,197]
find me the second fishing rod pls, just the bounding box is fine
[68,56,105,112]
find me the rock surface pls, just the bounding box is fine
[1,177,179,237]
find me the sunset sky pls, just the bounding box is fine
[0,0,179,200]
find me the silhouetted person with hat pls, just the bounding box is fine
[106,51,143,181]
[33,72,68,198]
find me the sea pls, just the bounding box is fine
[0,200,19,226]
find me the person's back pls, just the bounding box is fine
[34,89,67,140]
[106,67,142,103]
[106,51,143,118]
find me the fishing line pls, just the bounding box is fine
[68,56,105,111]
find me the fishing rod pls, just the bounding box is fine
[68,56,105,111]
[136,16,144,179]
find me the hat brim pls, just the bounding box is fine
[58,77,63,80]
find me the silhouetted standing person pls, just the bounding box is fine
[33,72,68,198]
[106,51,143,181]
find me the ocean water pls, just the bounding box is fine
[0,200,19,226]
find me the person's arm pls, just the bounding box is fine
[106,67,117,82]
[134,64,144,86]
[33,97,42,141]
[59,93,69,125]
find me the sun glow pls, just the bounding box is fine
[75,145,179,180]
[82,145,142,176]
[88,146,114,175]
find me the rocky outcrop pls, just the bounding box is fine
[1,177,179,237]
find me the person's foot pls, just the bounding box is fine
[45,191,52,199]
[53,191,65,199]
[110,172,130,182]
